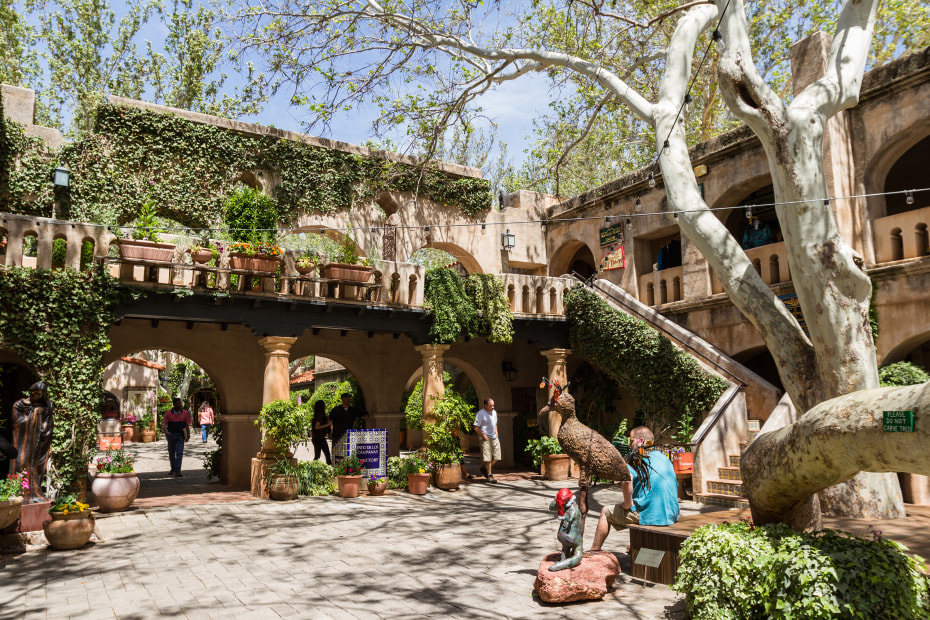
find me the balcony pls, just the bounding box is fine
[639,265,685,306]
[873,206,930,264]
[711,241,791,294]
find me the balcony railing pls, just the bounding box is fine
[711,241,791,295]
[639,265,684,306]
[872,205,930,264]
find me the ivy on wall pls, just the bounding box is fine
[0,266,118,494]
[564,286,727,439]
[465,273,514,343]
[423,268,514,344]
[2,101,492,226]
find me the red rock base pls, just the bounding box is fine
[534,550,621,603]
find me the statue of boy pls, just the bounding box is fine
[548,488,583,571]
[11,382,54,503]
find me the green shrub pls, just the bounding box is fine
[673,520,930,619]
[296,460,336,496]
[255,399,309,453]
[525,436,563,469]
[424,267,476,344]
[386,456,407,489]
[423,391,475,465]
[879,361,930,387]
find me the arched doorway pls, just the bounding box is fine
[733,347,784,393]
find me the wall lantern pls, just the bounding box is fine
[52,165,71,189]
[501,229,515,252]
[501,361,518,382]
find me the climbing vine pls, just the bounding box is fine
[1,101,491,226]
[0,266,119,494]
[464,273,513,343]
[424,268,477,344]
[564,286,726,439]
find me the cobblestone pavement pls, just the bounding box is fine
[0,436,699,619]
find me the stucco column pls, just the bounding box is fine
[373,412,405,457]
[251,336,297,497]
[541,348,572,438]
[497,411,517,468]
[414,344,451,443]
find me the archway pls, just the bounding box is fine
[549,240,596,278]
[733,346,784,393]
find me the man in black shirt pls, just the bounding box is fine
[329,393,368,447]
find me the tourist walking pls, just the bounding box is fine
[198,401,215,443]
[329,393,368,448]
[473,398,500,483]
[162,397,191,477]
[589,426,679,552]
[310,400,333,465]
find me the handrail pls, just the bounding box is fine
[690,383,742,450]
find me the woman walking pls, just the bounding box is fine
[198,401,215,443]
[310,400,332,465]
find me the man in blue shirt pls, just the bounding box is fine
[589,426,679,551]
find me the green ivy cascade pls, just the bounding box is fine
[2,101,491,226]
[0,266,119,494]
[423,268,513,344]
[563,286,726,438]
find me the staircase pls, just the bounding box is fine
[693,419,761,509]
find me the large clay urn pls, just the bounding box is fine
[268,474,300,501]
[434,464,461,490]
[0,497,24,530]
[91,473,140,512]
[543,454,571,481]
[44,511,95,550]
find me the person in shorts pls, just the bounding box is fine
[473,398,500,483]
[590,426,679,551]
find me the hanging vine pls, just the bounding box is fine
[424,267,477,344]
[464,273,513,343]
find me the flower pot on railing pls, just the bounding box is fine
[118,239,176,262]
[320,263,372,283]
[229,253,282,274]
[190,249,213,264]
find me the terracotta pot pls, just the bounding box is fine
[296,265,314,275]
[337,475,363,498]
[367,482,387,496]
[230,253,281,273]
[118,239,176,262]
[434,464,462,490]
[407,472,430,495]
[544,454,571,481]
[268,474,300,501]
[320,263,373,283]
[121,424,134,443]
[44,511,95,550]
[0,496,24,530]
[91,472,140,512]
[190,249,213,264]
[141,428,156,443]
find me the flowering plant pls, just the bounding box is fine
[335,452,364,476]
[228,241,283,258]
[367,474,386,485]
[296,255,316,270]
[0,472,29,501]
[121,413,138,425]
[49,493,90,514]
[95,449,135,473]
[400,454,432,475]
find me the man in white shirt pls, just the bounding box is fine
[473,398,500,483]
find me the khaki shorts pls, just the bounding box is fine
[481,437,502,462]
[604,504,640,531]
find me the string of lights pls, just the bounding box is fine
[42,186,925,237]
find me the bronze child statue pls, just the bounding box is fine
[548,488,583,571]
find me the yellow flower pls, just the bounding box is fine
[418,468,425,473]
[62,509,69,515]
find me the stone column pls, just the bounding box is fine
[497,411,518,468]
[414,344,451,443]
[251,336,297,497]
[373,412,405,457]
[541,348,572,438]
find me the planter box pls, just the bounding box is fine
[320,262,372,283]
[118,239,176,262]
[230,253,281,273]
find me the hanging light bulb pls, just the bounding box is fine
[684,93,693,112]
[648,172,656,188]
[673,211,679,219]
[713,29,726,52]
[663,140,670,152]
[753,218,760,230]
[626,217,632,227]
[605,216,611,226]
[823,199,830,207]
[635,197,642,209]
[745,206,752,219]
[540,220,547,233]
[906,190,915,205]
[481,223,486,235]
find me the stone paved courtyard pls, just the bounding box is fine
[0,437,697,619]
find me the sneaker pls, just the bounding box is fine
[480,466,488,478]
[176,472,183,477]
[487,474,497,484]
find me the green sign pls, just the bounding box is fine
[599,222,624,248]
[883,410,914,432]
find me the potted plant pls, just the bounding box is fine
[189,240,219,264]
[120,414,138,443]
[526,436,570,481]
[296,460,337,496]
[140,412,156,442]
[91,449,140,512]
[264,458,301,501]
[335,451,365,498]
[295,253,318,275]
[422,391,474,490]
[401,454,431,495]
[44,494,95,550]
[118,201,176,261]
[0,472,29,530]
[367,474,387,496]
[255,399,308,457]
[320,233,373,282]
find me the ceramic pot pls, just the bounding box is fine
[190,249,213,264]
[296,264,314,275]
[141,428,156,443]
[44,511,95,550]
[0,496,24,530]
[268,474,300,500]
[367,482,387,496]
[230,253,281,273]
[407,472,430,495]
[337,475,362,498]
[91,472,140,512]
[543,454,571,481]
[434,464,462,490]
[120,424,134,443]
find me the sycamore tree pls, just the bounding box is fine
[231,0,930,529]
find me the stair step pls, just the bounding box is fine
[729,454,741,467]
[747,419,761,432]
[748,430,760,441]
[739,441,750,452]
[694,493,750,510]
[707,479,745,497]
[718,466,742,481]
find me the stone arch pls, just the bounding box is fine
[289,350,380,414]
[864,122,930,220]
[879,332,930,368]
[415,241,482,275]
[549,239,596,278]
[732,346,783,392]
